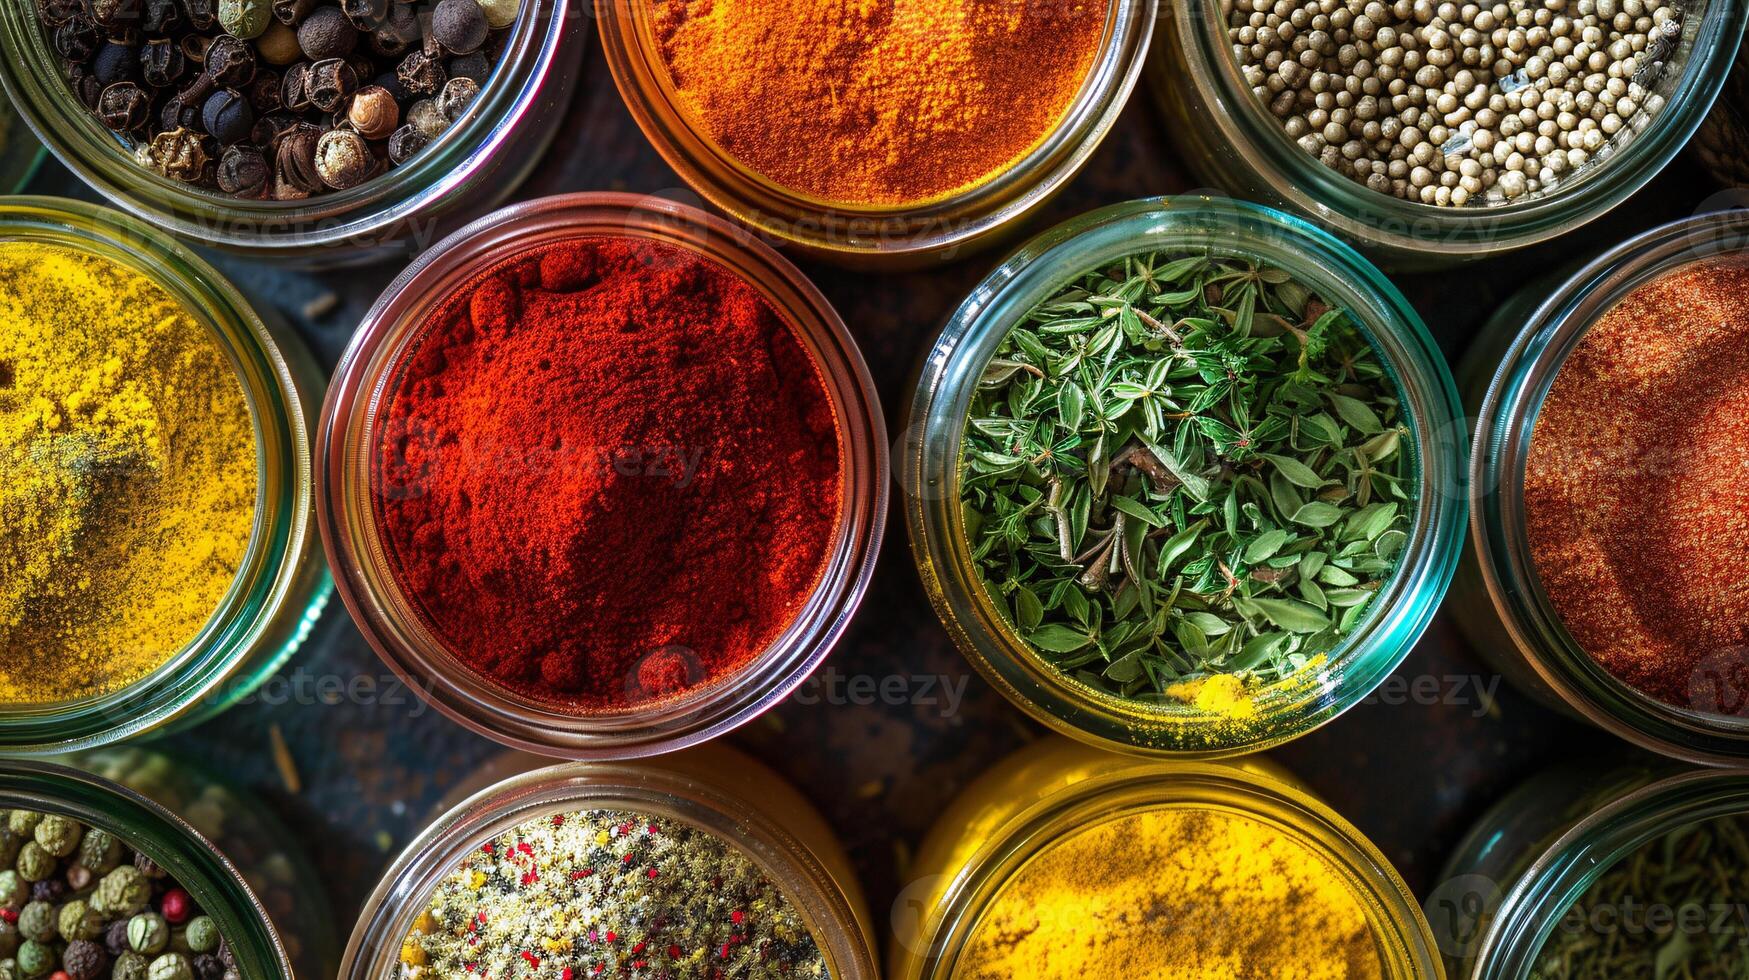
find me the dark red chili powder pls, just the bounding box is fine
[372,235,843,714]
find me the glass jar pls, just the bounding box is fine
[340,743,879,980]
[903,196,1467,758]
[0,100,45,193]
[0,0,579,262]
[1148,0,1749,267]
[888,736,1444,979]
[596,0,1157,263]
[1461,209,1749,766]
[319,192,888,758]
[67,746,338,980]
[1433,763,1748,979]
[0,197,330,754]
[0,758,304,979]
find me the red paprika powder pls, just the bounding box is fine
[371,235,843,714]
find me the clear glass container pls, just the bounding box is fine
[1434,762,1748,979]
[1460,209,1749,766]
[0,100,46,193]
[0,758,303,980]
[596,0,1157,264]
[903,196,1467,758]
[319,192,888,759]
[888,736,1445,979]
[0,197,330,754]
[1148,0,1748,268]
[341,743,879,980]
[0,0,579,262]
[67,746,339,980]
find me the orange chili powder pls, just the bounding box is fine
[1524,260,1749,709]
[649,0,1110,207]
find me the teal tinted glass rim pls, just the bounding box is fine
[1179,0,1748,252]
[1472,768,1749,979]
[0,760,292,980]
[905,196,1468,757]
[1470,209,1749,764]
[0,197,317,752]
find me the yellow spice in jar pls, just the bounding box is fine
[958,806,1385,979]
[0,241,257,704]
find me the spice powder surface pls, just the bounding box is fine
[957,806,1384,979]
[1524,260,1749,709]
[400,809,828,979]
[649,0,1110,207]
[0,242,257,704]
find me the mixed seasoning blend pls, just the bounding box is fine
[35,0,518,198]
[0,242,256,705]
[1524,259,1749,713]
[0,809,235,980]
[957,806,1383,978]
[400,809,828,979]
[372,235,843,714]
[649,0,1108,207]
[961,250,1412,723]
[1531,814,1749,977]
[1230,0,1687,205]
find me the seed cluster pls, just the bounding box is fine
[1228,0,1686,206]
[401,810,828,980]
[36,0,517,199]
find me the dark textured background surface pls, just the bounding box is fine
[25,32,1738,965]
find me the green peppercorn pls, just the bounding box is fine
[217,0,271,37]
[0,920,18,959]
[93,867,150,917]
[14,942,50,978]
[6,815,40,838]
[0,872,26,910]
[58,900,102,942]
[13,845,52,884]
[15,904,54,944]
[128,914,169,955]
[182,918,218,955]
[112,952,149,980]
[75,831,121,875]
[148,953,192,980]
[32,817,81,860]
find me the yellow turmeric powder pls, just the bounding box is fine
[650,0,1109,207]
[0,242,257,704]
[958,806,1385,979]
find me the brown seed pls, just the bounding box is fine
[274,122,323,192]
[217,144,271,196]
[271,0,313,23]
[305,56,356,112]
[313,127,370,188]
[256,20,302,64]
[296,5,357,59]
[395,49,445,96]
[135,127,210,181]
[345,84,398,139]
[203,33,256,87]
[96,81,151,130]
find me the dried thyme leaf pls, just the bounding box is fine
[959,250,1413,704]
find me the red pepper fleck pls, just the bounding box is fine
[667,946,681,960]
[521,952,540,969]
[646,868,658,880]
[646,824,658,835]
[552,815,564,827]
[571,869,593,880]
[561,969,573,980]
[719,944,731,959]
[605,931,618,944]
[465,964,477,974]
[517,842,534,856]
[730,910,745,925]
[482,842,495,855]
[0,909,16,924]
[622,853,634,864]
[591,966,604,976]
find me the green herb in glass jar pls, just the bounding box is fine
[960,250,1412,720]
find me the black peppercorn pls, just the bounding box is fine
[96,81,151,129]
[338,0,383,30]
[178,32,209,63]
[67,65,103,108]
[394,48,442,95]
[182,0,216,29]
[304,55,354,111]
[248,109,294,146]
[294,5,354,59]
[141,0,180,32]
[36,0,82,27]
[269,0,309,23]
[104,919,130,958]
[278,60,310,110]
[190,954,223,980]
[446,51,488,84]
[312,126,368,188]
[365,0,416,57]
[430,0,486,54]
[201,87,252,143]
[91,41,138,84]
[368,69,401,100]
[63,940,108,980]
[274,122,321,192]
[202,32,254,85]
[53,20,101,62]
[215,144,268,194]
[140,37,186,86]
[385,120,425,164]
[157,91,195,130]
[245,68,280,111]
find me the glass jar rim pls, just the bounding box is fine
[0,759,294,980]
[318,191,888,759]
[595,0,1157,259]
[1471,767,1749,979]
[1470,209,1749,764]
[1171,0,1749,255]
[0,196,316,754]
[904,195,1467,758]
[339,753,880,980]
[914,756,1444,979]
[0,0,570,254]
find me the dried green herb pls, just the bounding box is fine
[1532,815,1749,979]
[959,249,1413,704]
